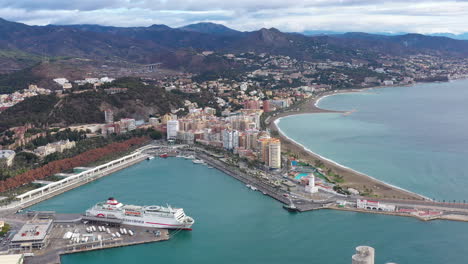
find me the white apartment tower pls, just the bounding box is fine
[222,130,239,150]
[167,120,180,140]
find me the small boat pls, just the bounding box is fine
[207,166,213,169]
[147,156,154,160]
[193,159,205,164]
[283,197,299,212]
[160,153,168,158]
[184,155,195,159]
[246,184,251,188]
[262,191,267,195]
[250,186,258,191]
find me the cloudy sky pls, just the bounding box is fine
[0,0,467,34]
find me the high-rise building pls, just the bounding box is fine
[268,139,281,169]
[352,246,375,264]
[222,130,239,150]
[167,120,180,139]
[104,109,114,124]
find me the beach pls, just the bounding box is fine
[268,91,425,200]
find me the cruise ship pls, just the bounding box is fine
[85,198,195,230]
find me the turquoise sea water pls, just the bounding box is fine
[29,80,468,263]
[278,79,468,201]
[31,158,468,264]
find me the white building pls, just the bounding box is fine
[34,140,76,157]
[53,78,69,85]
[383,80,394,86]
[0,254,24,264]
[0,150,15,167]
[149,117,160,126]
[53,78,72,90]
[120,118,136,131]
[222,130,239,150]
[305,175,318,193]
[100,77,115,83]
[357,199,395,212]
[167,120,180,140]
[352,246,375,264]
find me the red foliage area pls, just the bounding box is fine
[0,137,149,193]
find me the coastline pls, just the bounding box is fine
[268,89,427,200]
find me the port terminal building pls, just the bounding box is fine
[10,220,53,251]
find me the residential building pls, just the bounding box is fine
[268,138,281,169]
[104,109,114,124]
[34,140,76,157]
[0,150,15,167]
[167,120,179,139]
[120,118,136,132]
[149,117,160,126]
[222,130,239,150]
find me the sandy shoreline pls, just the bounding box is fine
[268,89,427,200]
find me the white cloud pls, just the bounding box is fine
[0,0,466,34]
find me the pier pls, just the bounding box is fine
[25,223,169,264]
[0,150,148,215]
[1,212,170,264]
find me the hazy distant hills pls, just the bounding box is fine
[0,18,467,73]
[179,22,242,36]
[303,30,468,40]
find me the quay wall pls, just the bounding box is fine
[196,153,290,204]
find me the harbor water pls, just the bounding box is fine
[31,158,468,264]
[278,79,468,200]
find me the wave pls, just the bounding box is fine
[274,117,429,200]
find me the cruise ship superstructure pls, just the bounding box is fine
[86,198,195,230]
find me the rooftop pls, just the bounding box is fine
[0,254,24,264]
[11,220,53,243]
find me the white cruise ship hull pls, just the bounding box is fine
[85,198,195,230]
[86,208,194,230]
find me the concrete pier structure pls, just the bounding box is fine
[352,246,375,264]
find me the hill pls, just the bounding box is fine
[179,22,242,36]
[0,77,220,131]
[0,17,466,75]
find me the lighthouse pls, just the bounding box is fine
[305,175,318,193]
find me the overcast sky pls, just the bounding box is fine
[0,0,467,34]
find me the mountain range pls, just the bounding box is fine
[0,18,467,74]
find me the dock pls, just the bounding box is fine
[25,224,169,264]
[196,152,290,205]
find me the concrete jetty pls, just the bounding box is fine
[24,223,169,264]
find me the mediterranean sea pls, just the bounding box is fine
[278,79,468,201]
[30,157,468,264]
